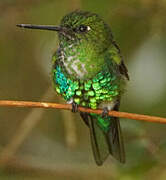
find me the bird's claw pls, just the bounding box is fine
[101,107,109,118]
[72,102,78,113]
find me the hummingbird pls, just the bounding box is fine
[17,10,129,166]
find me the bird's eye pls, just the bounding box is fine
[78,25,91,33]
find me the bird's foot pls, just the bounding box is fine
[101,107,109,118]
[72,102,78,113]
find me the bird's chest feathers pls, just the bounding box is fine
[59,43,104,79]
[53,65,120,109]
[61,50,87,78]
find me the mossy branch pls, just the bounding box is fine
[0,100,166,124]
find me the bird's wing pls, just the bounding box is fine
[106,99,125,163]
[52,48,61,66]
[80,112,110,166]
[108,41,129,80]
[80,102,125,165]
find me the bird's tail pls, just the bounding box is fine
[80,110,125,165]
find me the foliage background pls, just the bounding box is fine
[0,0,166,179]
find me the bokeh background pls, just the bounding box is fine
[0,0,166,179]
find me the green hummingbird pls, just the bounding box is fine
[17,10,129,166]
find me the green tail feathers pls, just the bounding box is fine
[80,112,125,165]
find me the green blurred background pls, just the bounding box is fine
[0,0,166,179]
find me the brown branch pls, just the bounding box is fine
[0,100,166,124]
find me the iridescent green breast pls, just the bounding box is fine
[52,65,121,109]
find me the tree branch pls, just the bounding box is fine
[0,100,166,124]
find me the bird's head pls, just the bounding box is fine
[17,10,113,53]
[59,11,113,49]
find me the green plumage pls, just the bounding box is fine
[17,10,129,166]
[52,61,123,109]
[51,10,129,165]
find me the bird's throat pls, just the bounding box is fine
[59,41,106,80]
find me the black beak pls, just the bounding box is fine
[16,24,61,32]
